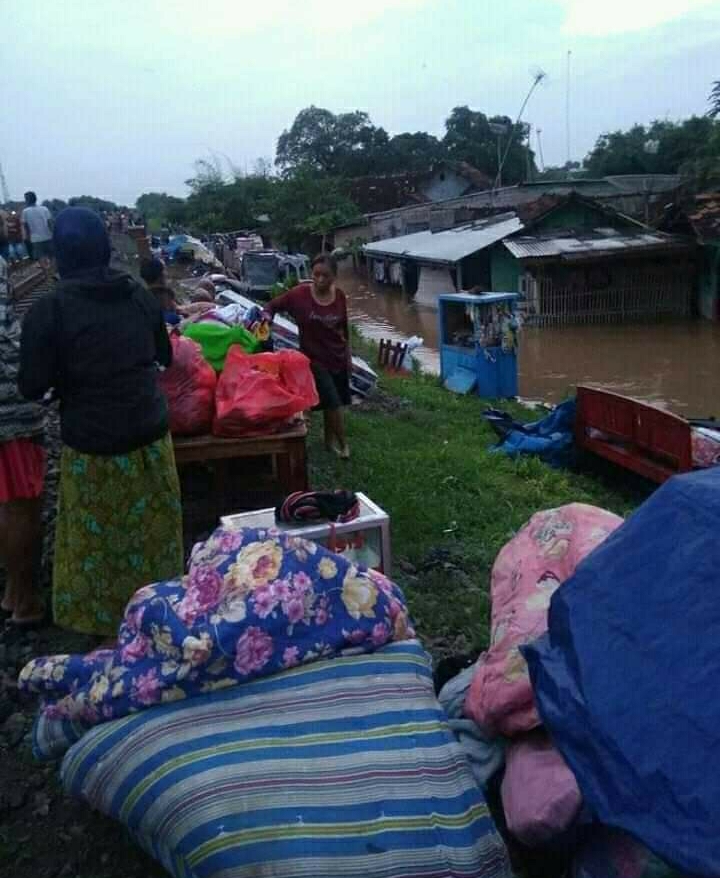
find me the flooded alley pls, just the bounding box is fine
[341,268,720,416]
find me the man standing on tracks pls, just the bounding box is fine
[22,192,53,270]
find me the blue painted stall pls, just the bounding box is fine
[438,293,519,398]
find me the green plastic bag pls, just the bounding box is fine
[182,322,260,371]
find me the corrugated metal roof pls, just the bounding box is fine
[504,231,685,260]
[363,213,523,264]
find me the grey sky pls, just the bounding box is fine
[4,0,719,206]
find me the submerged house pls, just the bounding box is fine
[367,175,682,242]
[491,196,696,326]
[364,193,697,325]
[661,194,720,321]
[332,162,492,251]
[690,195,720,321]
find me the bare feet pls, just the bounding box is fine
[329,442,351,460]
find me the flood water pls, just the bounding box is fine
[340,268,720,416]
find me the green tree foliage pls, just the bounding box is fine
[165,159,275,235]
[265,169,360,250]
[710,80,720,118]
[277,105,536,182]
[276,106,391,177]
[135,192,185,230]
[443,107,534,184]
[385,132,444,172]
[67,195,120,213]
[42,198,68,215]
[584,117,720,179]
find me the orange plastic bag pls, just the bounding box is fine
[213,348,319,437]
[158,334,217,435]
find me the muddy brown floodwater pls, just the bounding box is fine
[340,267,720,416]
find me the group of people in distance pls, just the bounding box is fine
[0,206,353,638]
[0,191,54,269]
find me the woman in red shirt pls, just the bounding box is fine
[265,254,351,458]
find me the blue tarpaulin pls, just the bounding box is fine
[486,399,576,468]
[524,468,720,877]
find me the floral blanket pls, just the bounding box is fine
[20,527,414,726]
[464,503,623,736]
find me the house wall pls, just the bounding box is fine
[698,243,720,321]
[490,245,521,293]
[422,169,471,202]
[333,223,371,250]
[523,257,695,326]
[459,251,491,290]
[531,201,638,232]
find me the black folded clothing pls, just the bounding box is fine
[275,490,360,524]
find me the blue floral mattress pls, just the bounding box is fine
[60,640,511,878]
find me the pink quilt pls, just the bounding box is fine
[464,503,623,736]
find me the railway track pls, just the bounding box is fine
[9,265,53,318]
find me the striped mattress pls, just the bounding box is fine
[61,640,511,878]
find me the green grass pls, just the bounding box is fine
[308,357,647,660]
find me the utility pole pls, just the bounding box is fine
[525,122,533,182]
[536,128,545,172]
[489,122,509,189]
[0,162,10,206]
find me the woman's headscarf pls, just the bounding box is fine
[54,207,111,279]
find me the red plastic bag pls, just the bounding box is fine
[158,334,217,435]
[213,348,318,437]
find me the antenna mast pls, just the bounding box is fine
[0,162,10,205]
[565,50,572,171]
[494,69,547,189]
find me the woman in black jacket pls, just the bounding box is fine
[19,208,183,636]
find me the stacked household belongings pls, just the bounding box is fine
[20,529,512,878]
[440,471,720,877]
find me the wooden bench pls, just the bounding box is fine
[173,423,309,509]
[378,338,408,371]
[575,385,692,484]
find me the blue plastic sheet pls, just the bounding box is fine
[487,399,576,468]
[524,468,720,877]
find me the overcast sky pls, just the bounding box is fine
[4,0,719,206]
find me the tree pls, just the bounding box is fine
[265,169,360,251]
[67,195,120,213]
[135,192,185,231]
[584,117,720,178]
[42,198,68,215]
[710,80,720,118]
[276,106,391,177]
[386,132,444,172]
[443,107,534,184]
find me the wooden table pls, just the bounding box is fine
[173,423,309,502]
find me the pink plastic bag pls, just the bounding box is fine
[213,349,318,437]
[501,731,582,847]
[158,334,217,436]
[465,503,622,736]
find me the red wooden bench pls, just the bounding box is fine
[575,385,692,484]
